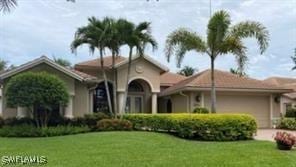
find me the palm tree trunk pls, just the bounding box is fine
[210,57,216,113]
[120,48,133,116]
[112,52,118,117]
[100,49,114,116]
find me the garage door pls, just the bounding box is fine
[216,95,270,128]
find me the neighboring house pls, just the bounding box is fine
[0,56,292,128]
[264,77,296,112]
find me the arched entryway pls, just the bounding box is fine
[93,82,113,114]
[126,79,152,113]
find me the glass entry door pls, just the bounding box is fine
[125,95,143,113]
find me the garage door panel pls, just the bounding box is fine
[216,95,270,128]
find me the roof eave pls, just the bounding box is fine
[160,86,293,97]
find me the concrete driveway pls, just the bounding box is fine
[255,129,296,142]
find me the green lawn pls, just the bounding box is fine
[0,132,295,167]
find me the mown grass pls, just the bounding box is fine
[0,132,295,167]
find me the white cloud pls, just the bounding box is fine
[0,0,295,79]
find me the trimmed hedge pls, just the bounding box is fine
[277,118,296,130]
[285,108,296,118]
[123,114,257,141]
[96,119,133,131]
[0,124,90,137]
[193,107,209,114]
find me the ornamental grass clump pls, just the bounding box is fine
[274,131,296,150]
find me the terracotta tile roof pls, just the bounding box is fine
[160,69,291,96]
[75,56,126,69]
[264,77,296,86]
[71,69,98,81]
[264,77,296,99]
[160,72,187,86]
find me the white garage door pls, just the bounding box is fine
[216,95,270,128]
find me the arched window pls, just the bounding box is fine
[128,81,144,92]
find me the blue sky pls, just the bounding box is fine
[0,0,295,79]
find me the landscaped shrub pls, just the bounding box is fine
[277,118,296,130]
[123,114,257,141]
[4,117,35,126]
[0,117,4,128]
[285,108,296,118]
[0,124,90,137]
[84,112,110,129]
[193,107,209,114]
[274,131,296,150]
[96,119,133,131]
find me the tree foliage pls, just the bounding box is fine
[0,58,7,71]
[292,48,296,71]
[230,68,247,77]
[53,57,72,68]
[178,66,197,76]
[5,72,69,127]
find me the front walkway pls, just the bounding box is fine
[255,129,296,142]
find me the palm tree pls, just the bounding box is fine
[53,57,72,68]
[178,66,197,76]
[71,17,114,116]
[118,20,158,114]
[0,0,17,13]
[165,10,269,113]
[230,68,247,77]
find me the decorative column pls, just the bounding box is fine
[201,92,205,107]
[152,93,157,114]
[118,92,125,115]
[65,96,73,118]
[17,107,28,118]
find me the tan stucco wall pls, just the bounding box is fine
[73,80,90,117]
[117,58,161,93]
[1,63,89,119]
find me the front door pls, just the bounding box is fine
[126,95,143,113]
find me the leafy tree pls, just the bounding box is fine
[71,17,114,116]
[5,72,69,128]
[117,19,158,115]
[53,57,72,68]
[230,68,247,77]
[178,66,197,76]
[0,58,7,71]
[165,10,269,113]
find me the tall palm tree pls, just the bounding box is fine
[165,10,269,113]
[71,17,114,116]
[0,0,17,13]
[118,20,158,114]
[178,66,197,76]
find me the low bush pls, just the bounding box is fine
[0,124,90,137]
[193,107,209,114]
[124,114,257,141]
[0,117,4,128]
[84,112,110,129]
[96,119,133,131]
[285,108,296,118]
[277,118,296,130]
[4,117,35,126]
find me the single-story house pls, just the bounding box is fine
[0,55,293,128]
